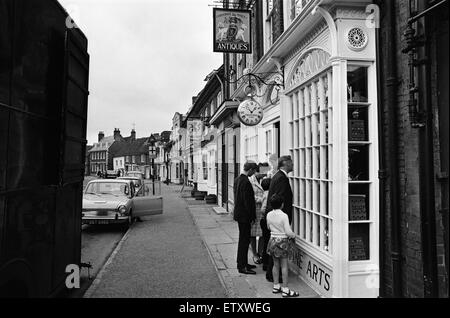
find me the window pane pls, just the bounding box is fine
[347,66,368,103]
[349,223,370,261]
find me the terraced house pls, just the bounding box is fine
[89,131,115,175]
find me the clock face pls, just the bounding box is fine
[237,99,263,126]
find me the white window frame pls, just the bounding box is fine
[244,128,259,163]
[287,69,334,257]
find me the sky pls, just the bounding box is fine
[58,0,223,145]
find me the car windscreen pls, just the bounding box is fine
[85,182,129,196]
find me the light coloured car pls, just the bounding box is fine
[126,171,144,180]
[117,176,149,196]
[82,179,162,228]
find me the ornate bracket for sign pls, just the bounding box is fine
[225,66,285,105]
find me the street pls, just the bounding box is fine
[83,183,227,298]
[73,178,177,298]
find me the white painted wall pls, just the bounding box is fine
[113,156,125,171]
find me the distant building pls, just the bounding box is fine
[107,128,136,171]
[169,113,187,184]
[113,137,152,177]
[85,145,93,176]
[88,132,115,175]
[184,65,223,197]
[154,131,171,181]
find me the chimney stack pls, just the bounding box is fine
[131,129,136,141]
[114,128,121,141]
[98,131,105,142]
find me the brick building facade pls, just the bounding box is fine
[376,0,448,297]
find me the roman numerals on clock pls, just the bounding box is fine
[237,99,264,126]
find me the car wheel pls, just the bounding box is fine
[123,212,133,230]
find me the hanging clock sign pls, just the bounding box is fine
[237,98,263,126]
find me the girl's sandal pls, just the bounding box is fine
[282,289,300,298]
[253,256,263,264]
[272,286,282,294]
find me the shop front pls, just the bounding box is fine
[210,101,241,212]
[238,0,379,297]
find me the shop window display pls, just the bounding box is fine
[288,70,333,254]
[348,65,371,261]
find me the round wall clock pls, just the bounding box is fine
[237,99,264,126]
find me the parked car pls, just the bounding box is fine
[104,170,120,179]
[82,179,163,228]
[126,171,145,180]
[117,176,149,196]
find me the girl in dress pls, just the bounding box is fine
[266,194,299,297]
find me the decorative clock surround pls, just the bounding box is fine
[237,98,264,126]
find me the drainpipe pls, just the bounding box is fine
[375,12,386,298]
[384,0,403,297]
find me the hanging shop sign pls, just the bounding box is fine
[213,8,252,54]
[237,98,263,126]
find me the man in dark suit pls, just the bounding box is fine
[233,161,258,274]
[262,155,294,282]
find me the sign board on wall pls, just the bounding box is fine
[213,8,252,54]
[289,244,333,297]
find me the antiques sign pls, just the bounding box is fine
[213,8,252,54]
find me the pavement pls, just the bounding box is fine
[84,183,318,298]
[182,186,319,298]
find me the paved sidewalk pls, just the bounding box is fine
[180,185,319,298]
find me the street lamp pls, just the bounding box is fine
[149,144,156,195]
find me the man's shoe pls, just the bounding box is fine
[246,264,257,269]
[239,269,256,275]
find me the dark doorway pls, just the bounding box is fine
[274,122,281,157]
[221,133,228,210]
